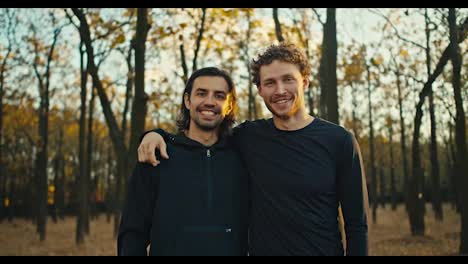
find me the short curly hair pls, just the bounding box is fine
[250,42,311,87]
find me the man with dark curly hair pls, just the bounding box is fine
[138,43,368,256]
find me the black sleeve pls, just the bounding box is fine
[337,131,368,256]
[117,163,159,256]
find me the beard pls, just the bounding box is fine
[263,96,302,120]
[192,117,222,131]
[190,106,223,131]
[264,102,290,120]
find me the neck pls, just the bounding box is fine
[185,125,219,146]
[272,107,314,131]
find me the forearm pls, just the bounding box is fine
[140,128,172,142]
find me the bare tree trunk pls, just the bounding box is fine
[28,139,36,220]
[410,41,454,237]
[128,8,149,181]
[121,46,133,145]
[351,83,358,137]
[179,41,188,84]
[73,8,129,238]
[76,41,89,244]
[389,121,397,210]
[8,170,15,222]
[294,12,314,117]
[52,128,63,222]
[318,8,338,124]
[113,160,127,238]
[31,23,61,242]
[366,63,377,223]
[0,44,9,224]
[395,60,410,213]
[425,9,443,222]
[449,124,461,213]
[0,8,14,224]
[448,123,460,212]
[448,8,468,255]
[273,8,284,42]
[409,12,467,237]
[72,8,150,237]
[35,79,49,242]
[105,145,113,223]
[72,8,127,166]
[445,126,457,211]
[242,11,256,120]
[86,87,95,227]
[53,127,65,220]
[429,93,443,220]
[379,166,385,208]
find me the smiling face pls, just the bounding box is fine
[258,60,309,120]
[185,76,232,132]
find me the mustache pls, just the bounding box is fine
[271,94,292,102]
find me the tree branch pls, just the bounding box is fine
[368,8,426,50]
[192,8,206,72]
[312,8,325,25]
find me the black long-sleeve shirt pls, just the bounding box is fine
[234,118,368,256]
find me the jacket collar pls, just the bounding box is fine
[170,132,231,150]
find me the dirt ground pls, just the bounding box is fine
[368,203,460,256]
[0,203,461,256]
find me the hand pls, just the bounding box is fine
[137,132,169,166]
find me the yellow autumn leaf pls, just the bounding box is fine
[115,34,126,45]
[399,48,409,58]
[371,55,383,66]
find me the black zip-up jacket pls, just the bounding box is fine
[118,133,249,256]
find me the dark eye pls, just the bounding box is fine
[216,94,226,100]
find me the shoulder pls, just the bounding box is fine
[234,118,271,133]
[314,118,351,141]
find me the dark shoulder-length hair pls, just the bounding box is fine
[176,67,238,138]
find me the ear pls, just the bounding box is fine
[184,93,190,110]
[257,84,263,97]
[303,78,310,91]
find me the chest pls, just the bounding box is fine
[241,132,338,194]
[156,148,247,215]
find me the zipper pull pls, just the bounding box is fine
[207,149,211,157]
[225,228,231,233]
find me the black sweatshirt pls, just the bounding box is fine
[118,134,249,256]
[233,118,368,256]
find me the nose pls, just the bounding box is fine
[203,94,216,106]
[275,81,287,95]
